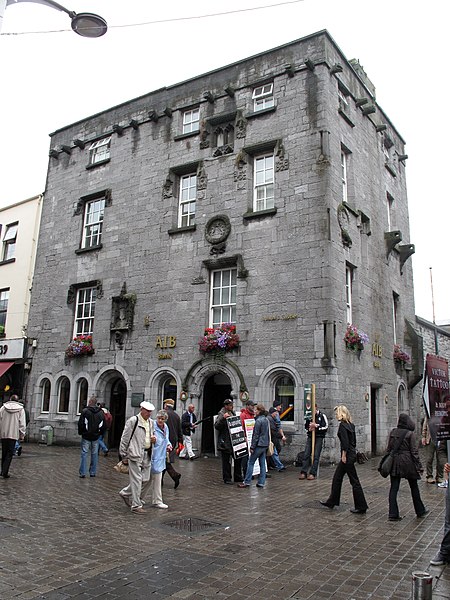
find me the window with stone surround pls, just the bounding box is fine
[77,378,88,414]
[0,288,9,330]
[40,378,51,413]
[341,147,350,203]
[88,136,111,166]
[254,153,274,211]
[210,268,237,327]
[392,292,399,345]
[386,192,394,231]
[182,108,200,134]
[74,286,97,337]
[252,83,274,112]
[82,196,105,249]
[178,173,197,228]
[57,376,70,413]
[345,264,353,324]
[274,375,295,422]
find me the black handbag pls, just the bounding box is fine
[378,429,408,478]
[356,451,368,464]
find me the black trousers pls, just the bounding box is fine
[220,451,242,482]
[389,476,426,518]
[327,459,368,511]
[1,438,16,477]
[163,461,180,481]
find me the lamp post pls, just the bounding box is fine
[0,0,107,37]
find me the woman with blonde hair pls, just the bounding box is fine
[150,409,172,509]
[320,405,368,514]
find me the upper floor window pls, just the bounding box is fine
[386,192,394,231]
[182,108,200,134]
[2,223,18,261]
[253,83,274,112]
[393,292,399,345]
[40,378,51,413]
[89,137,111,165]
[345,265,353,324]
[254,154,274,211]
[178,174,197,228]
[0,288,9,329]
[341,150,349,203]
[210,268,237,327]
[82,197,105,249]
[74,286,96,337]
[338,88,349,110]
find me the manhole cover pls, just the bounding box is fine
[163,517,223,534]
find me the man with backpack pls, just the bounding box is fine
[77,395,105,478]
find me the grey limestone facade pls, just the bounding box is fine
[26,30,421,461]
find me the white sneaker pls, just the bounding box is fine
[438,481,448,488]
[154,502,168,509]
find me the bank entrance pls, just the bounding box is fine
[201,372,231,454]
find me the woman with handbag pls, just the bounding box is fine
[320,405,368,514]
[385,413,428,521]
[238,404,270,489]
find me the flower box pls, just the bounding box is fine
[393,345,411,366]
[65,335,95,358]
[199,323,240,355]
[344,324,369,352]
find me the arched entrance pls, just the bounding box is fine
[109,378,127,448]
[201,372,231,453]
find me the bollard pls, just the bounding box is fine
[412,571,433,599]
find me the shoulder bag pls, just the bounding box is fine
[267,420,274,457]
[378,429,408,478]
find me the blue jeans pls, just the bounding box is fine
[98,435,108,453]
[243,446,267,486]
[80,438,99,476]
[301,436,324,476]
[270,446,285,470]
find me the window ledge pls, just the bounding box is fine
[75,244,103,255]
[338,108,355,127]
[246,106,276,120]
[86,158,110,170]
[385,162,397,177]
[243,207,277,221]
[168,225,196,236]
[0,258,16,266]
[174,131,199,142]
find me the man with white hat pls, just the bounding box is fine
[118,401,156,515]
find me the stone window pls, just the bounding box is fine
[0,288,9,330]
[40,378,51,413]
[82,196,105,249]
[77,378,88,414]
[254,153,274,211]
[179,173,197,228]
[57,376,70,413]
[182,108,200,134]
[88,136,111,166]
[252,83,274,112]
[346,264,353,324]
[1,222,18,261]
[393,292,399,345]
[386,192,394,232]
[274,375,295,422]
[341,148,349,203]
[74,286,97,336]
[210,268,237,327]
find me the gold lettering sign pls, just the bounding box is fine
[372,343,382,358]
[158,353,173,360]
[155,336,177,349]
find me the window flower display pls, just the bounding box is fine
[199,323,240,354]
[65,335,95,358]
[344,324,369,352]
[393,344,411,366]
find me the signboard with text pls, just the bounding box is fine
[226,415,249,460]
[423,354,450,442]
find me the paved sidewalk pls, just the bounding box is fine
[1,443,449,599]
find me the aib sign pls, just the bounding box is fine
[0,338,25,360]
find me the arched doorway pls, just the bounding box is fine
[201,372,231,453]
[109,378,127,448]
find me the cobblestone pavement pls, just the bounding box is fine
[1,443,449,600]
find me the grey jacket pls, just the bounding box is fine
[0,401,26,440]
[251,414,270,450]
[119,414,154,463]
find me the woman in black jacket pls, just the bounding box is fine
[320,405,368,514]
[386,413,428,521]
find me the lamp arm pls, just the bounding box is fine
[6,0,75,18]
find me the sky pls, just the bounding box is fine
[0,0,448,323]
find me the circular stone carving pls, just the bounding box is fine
[205,214,231,245]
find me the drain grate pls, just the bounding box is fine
[163,516,223,534]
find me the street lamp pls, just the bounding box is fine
[1,0,107,37]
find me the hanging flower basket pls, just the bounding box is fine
[199,323,240,355]
[65,335,95,358]
[393,345,411,366]
[344,324,369,352]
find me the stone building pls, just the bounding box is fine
[26,30,419,460]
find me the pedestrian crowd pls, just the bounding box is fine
[1,393,449,567]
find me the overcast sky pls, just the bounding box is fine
[0,0,448,323]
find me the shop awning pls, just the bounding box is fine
[0,362,14,378]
